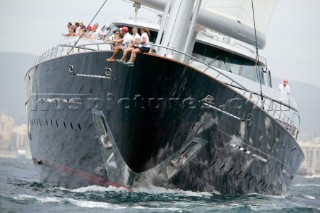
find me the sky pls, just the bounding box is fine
[0,0,319,87]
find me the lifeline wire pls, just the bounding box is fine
[251,0,264,109]
[68,0,109,54]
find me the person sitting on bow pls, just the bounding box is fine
[106,27,132,62]
[124,27,150,67]
[117,27,141,63]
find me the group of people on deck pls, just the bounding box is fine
[63,22,150,66]
[106,26,150,66]
[62,22,106,40]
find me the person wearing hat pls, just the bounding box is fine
[106,26,132,62]
[278,79,291,95]
[121,27,132,48]
[84,26,94,38]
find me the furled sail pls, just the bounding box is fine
[130,0,278,49]
[200,0,278,48]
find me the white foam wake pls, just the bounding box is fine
[66,198,180,211]
[66,198,126,209]
[70,185,128,193]
[305,175,320,179]
[67,184,217,197]
[13,194,181,211]
[302,195,316,200]
[133,185,216,197]
[292,184,320,187]
[14,194,60,203]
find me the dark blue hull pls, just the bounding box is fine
[26,51,304,194]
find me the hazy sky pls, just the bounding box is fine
[0,0,319,87]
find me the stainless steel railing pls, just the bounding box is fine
[149,44,300,138]
[35,42,113,64]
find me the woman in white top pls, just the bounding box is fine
[118,27,140,63]
[124,27,150,66]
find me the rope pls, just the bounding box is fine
[251,0,264,109]
[68,0,109,54]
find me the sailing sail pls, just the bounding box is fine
[201,0,278,46]
[130,0,278,49]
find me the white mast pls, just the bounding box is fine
[154,0,172,46]
[182,0,202,55]
[155,0,202,60]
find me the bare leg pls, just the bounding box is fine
[120,47,133,61]
[128,48,141,62]
[106,46,121,62]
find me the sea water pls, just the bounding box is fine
[1,157,319,212]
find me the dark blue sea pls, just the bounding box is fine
[1,157,319,212]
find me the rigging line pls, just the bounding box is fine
[251,0,264,110]
[68,0,109,54]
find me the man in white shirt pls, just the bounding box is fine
[92,22,106,40]
[121,27,133,49]
[278,79,291,95]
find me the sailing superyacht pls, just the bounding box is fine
[25,0,304,194]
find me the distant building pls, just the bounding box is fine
[0,113,15,155]
[11,124,31,158]
[0,113,30,158]
[0,113,15,143]
[298,140,320,175]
